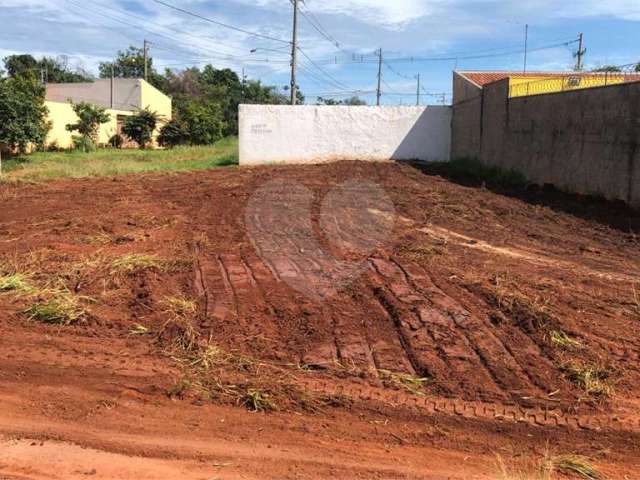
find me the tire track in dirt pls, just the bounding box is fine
[298,377,640,433]
[369,257,508,400]
[397,260,555,401]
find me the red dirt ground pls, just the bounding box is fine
[1,161,640,479]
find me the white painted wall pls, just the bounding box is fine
[239,105,451,166]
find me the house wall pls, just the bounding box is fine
[140,81,173,144]
[140,81,172,120]
[468,79,640,205]
[44,79,172,149]
[239,105,452,166]
[45,101,134,149]
[509,73,636,98]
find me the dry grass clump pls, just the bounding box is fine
[489,274,555,332]
[242,389,276,412]
[548,330,581,349]
[378,369,430,396]
[496,451,604,480]
[110,254,162,275]
[561,361,616,399]
[398,243,446,262]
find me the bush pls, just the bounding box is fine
[178,101,225,145]
[46,140,63,152]
[65,102,110,144]
[71,135,95,152]
[158,119,189,148]
[108,134,124,149]
[122,108,160,149]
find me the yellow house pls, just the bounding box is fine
[454,70,640,102]
[44,78,172,148]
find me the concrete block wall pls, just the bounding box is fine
[239,105,451,165]
[452,78,640,206]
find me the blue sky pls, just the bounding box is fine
[1,0,639,105]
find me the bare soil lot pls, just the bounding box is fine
[1,161,640,479]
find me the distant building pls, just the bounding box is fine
[44,78,172,148]
[453,70,640,104]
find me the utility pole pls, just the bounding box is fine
[575,33,586,71]
[241,67,246,103]
[376,48,383,106]
[523,24,529,73]
[110,63,114,109]
[290,0,299,105]
[143,39,149,81]
[416,74,421,106]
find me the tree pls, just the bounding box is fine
[178,101,225,145]
[282,84,305,104]
[343,96,367,106]
[3,55,38,78]
[38,56,93,83]
[0,75,50,169]
[65,101,111,150]
[3,54,92,82]
[158,119,189,148]
[593,65,622,72]
[317,96,367,106]
[99,46,165,90]
[122,108,160,149]
[158,101,225,148]
[635,63,640,73]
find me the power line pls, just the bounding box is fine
[82,0,258,57]
[307,38,581,66]
[384,62,413,80]
[150,0,290,45]
[63,0,289,66]
[296,1,350,56]
[297,47,353,90]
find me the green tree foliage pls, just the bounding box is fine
[157,119,188,148]
[3,54,92,82]
[65,101,111,149]
[163,65,294,138]
[0,74,50,154]
[99,47,166,91]
[122,108,160,149]
[317,96,367,106]
[4,55,38,78]
[158,100,225,147]
[593,65,623,72]
[39,56,93,83]
[636,63,640,73]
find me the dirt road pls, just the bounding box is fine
[1,161,640,479]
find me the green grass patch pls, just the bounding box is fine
[0,273,33,294]
[429,157,527,189]
[24,294,86,325]
[1,137,238,182]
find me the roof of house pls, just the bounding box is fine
[456,70,640,87]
